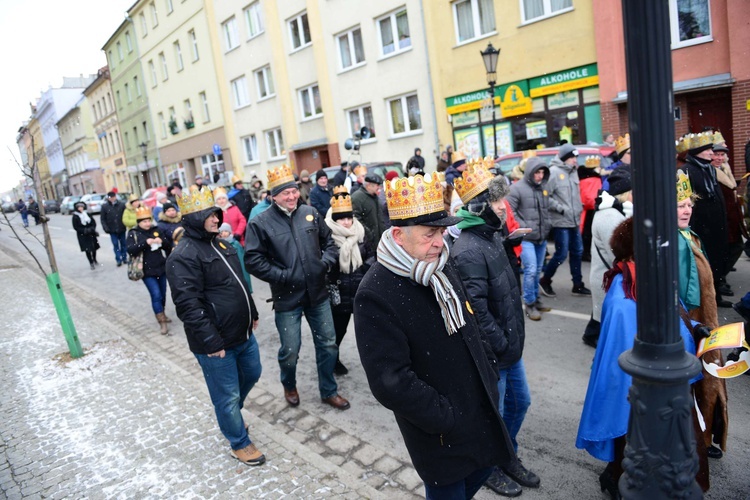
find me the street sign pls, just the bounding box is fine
[212,144,222,156]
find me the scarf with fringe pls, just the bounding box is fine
[603,260,637,301]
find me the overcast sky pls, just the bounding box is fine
[0,0,134,194]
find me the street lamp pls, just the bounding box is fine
[139,142,149,194]
[480,42,500,158]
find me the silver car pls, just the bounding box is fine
[80,193,106,215]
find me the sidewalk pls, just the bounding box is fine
[0,248,386,499]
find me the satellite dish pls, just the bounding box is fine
[344,138,355,150]
[360,126,371,140]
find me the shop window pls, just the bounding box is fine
[669,0,711,48]
[338,27,365,70]
[453,0,496,44]
[377,9,411,58]
[388,93,421,136]
[289,12,311,51]
[520,0,572,23]
[201,153,225,181]
[550,110,580,145]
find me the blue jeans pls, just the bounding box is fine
[497,359,531,453]
[195,336,262,450]
[543,227,583,285]
[109,232,128,264]
[142,273,167,314]
[21,212,28,227]
[274,300,339,399]
[424,466,493,500]
[521,241,547,305]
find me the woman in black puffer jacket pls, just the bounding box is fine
[325,190,374,375]
[127,206,172,335]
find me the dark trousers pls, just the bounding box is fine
[424,467,493,500]
[332,308,351,363]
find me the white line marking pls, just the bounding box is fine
[546,309,590,321]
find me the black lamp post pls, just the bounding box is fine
[618,0,701,498]
[139,142,149,194]
[480,42,500,158]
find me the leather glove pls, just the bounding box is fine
[504,236,523,248]
[694,325,712,339]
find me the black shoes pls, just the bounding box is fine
[718,284,734,296]
[582,335,598,348]
[485,468,522,497]
[117,261,123,267]
[717,298,733,308]
[89,262,96,270]
[334,360,349,375]
[572,283,592,296]
[539,277,556,298]
[706,445,723,459]
[732,301,750,323]
[503,458,540,488]
[599,471,621,499]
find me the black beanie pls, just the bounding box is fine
[316,169,328,180]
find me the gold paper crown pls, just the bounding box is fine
[267,165,295,192]
[689,132,713,151]
[332,185,349,195]
[231,175,243,185]
[712,131,725,145]
[452,151,467,164]
[677,171,693,202]
[176,185,215,215]
[584,156,601,168]
[676,135,690,155]
[453,157,495,204]
[353,166,367,177]
[386,173,444,221]
[135,205,153,220]
[615,134,631,156]
[213,187,228,200]
[521,150,537,159]
[330,192,353,214]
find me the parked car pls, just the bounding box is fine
[141,186,168,208]
[495,145,616,175]
[1,201,16,213]
[60,195,82,215]
[80,193,106,215]
[310,162,405,184]
[43,199,61,213]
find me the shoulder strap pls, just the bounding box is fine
[594,244,612,270]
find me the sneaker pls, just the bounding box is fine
[230,444,266,466]
[484,468,522,497]
[534,298,551,312]
[525,304,541,321]
[503,457,541,488]
[539,277,556,298]
[572,283,592,296]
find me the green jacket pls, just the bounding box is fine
[122,203,138,230]
[677,229,701,311]
[228,238,253,293]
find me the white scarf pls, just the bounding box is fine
[325,213,364,273]
[377,228,466,335]
[74,210,91,225]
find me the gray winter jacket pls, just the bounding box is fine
[546,157,583,228]
[506,158,551,244]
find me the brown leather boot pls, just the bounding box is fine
[230,443,266,466]
[155,313,170,335]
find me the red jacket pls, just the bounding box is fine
[222,204,247,245]
[504,200,522,259]
[579,176,602,232]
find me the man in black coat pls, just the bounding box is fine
[331,161,349,188]
[245,165,350,411]
[452,171,540,496]
[309,169,333,217]
[228,176,255,221]
[100,191,128,267]
[354,173,515,497]
[351,174,385,249]
[166,189,263,467]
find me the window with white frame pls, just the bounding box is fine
[174,40,184,71]
[222,16,240,51]
[125,31,133,52]
[288,12,311,51]
[117,41,124,61]
[184,99,192,123]
[254,65,275,100]
[124,131,130,150]
[669,0,712,48]
[265,128,285,159]
[377,9,411,57]
[108,50,114,68]
[199,91,210,122]
[148,60,158,87]
[188,29,199,61]
[231,76,250,109]
[159,52,168,80]
[347,105,376,139]
[116,90,122,109]
[337,27,365,70]
[142,121,149,141]
[453,0,496,43]
[150,2,158,27]
[298,84,322,120]
[387,93,421,135]
[139,12,148,36]
[520,0,572,23]
[242,135,259,164]
[134,76,141,96]
[165,0,173,14]
[125,83,132,103]
[91,105,98,122]
[244,1,264,39]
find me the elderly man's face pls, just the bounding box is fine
[712,152,727,166]
[393,225,446,263]
[365,182,379,195]
[317,176,328,187]
[273,187,300,211]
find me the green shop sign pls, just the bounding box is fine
[529,63,598,98]
[445,90,496,115]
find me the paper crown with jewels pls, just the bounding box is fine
[385,173,447,225]
[688,132,713,152]
[712,131,726,146]
[677,171,693,203]
[267,165,296,194]
[176,185,215,215]
[675,135,690,155]
[135,205,153,221]
[353,165,367,177]
[584,156,601,169]
[231,175,243,185]
[330,187,353,218]
[453,157,495,204]
[213,187,228,200]
[615,134,631,156]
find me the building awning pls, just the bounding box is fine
[289,137,329,151]
[612,73,734,103]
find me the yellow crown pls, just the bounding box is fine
[332,185,349,195]
[353,166,367,177]
[386,173,445,221]
[176,185,215,215]
[676,135,690,155]
[231,175,243,185]
[712,131,725,146]
[453,157,494,204]
[213,187,228,200]
[330,192,353,214]
[521,150,537,159]
[452,151,467,165]
[267,165,295,192]
[689,132,713,151]
[615,134,631,156]
[584,156,601,168]
[677,171,693,202]
[135,205,153,220]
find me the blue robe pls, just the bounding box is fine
[575,274,699,462]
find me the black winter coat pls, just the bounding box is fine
[354,260,515,486]
[245,203,339,312]
[328,236,375,314]
[100,200,126,234]
[352,188,386,249]
[156,211,182,256]
[230,188,255,221]
[683,158,728,277]
[72,213,99,252]
[309,185,332,216]
[126,224,171,277]
[167,208,258,355]
[452,224,525,369]
[331,167,348,187]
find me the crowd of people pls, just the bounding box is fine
[41,134,748,497]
